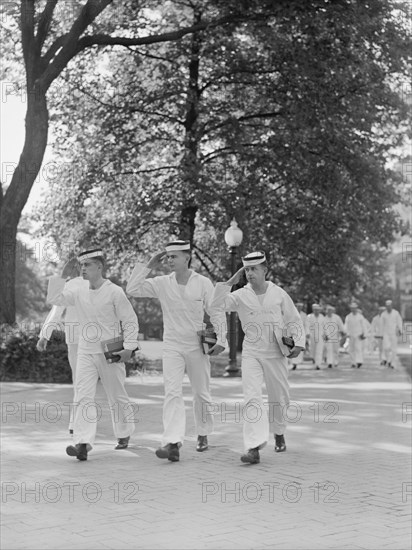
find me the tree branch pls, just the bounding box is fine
[36,0,58,52]
[74,12,245,55]
[39,0,113,92]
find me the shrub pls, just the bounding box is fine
[0,327,147,383]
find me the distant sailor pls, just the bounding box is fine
[344,302,369,368]
[381,300,403,369]
[307,304,326,370]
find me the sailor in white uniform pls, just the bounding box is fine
[126,240,226,462]
[324,305,345,368]
[37,274,87,434]
[289,302,308,370]
[381,300,403,368]
[47,249,139,461]
[307,304,326,370]
[210,251,305,465]
[344,302,369,368]
[371,306,385,364]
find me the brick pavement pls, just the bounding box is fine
[1,349,411,550]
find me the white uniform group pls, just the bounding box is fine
[38,244,404,464]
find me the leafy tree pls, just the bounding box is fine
[35,0,411,318]
[0,0,246,323]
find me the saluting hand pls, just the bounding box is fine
[225,266,245,287]
[147,251,166,270]
[61,257,79,280]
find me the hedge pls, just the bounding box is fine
[0,327,145,383]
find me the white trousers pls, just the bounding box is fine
[73,353,136,446]
[67,343,78,431]
[309,336,324,366]
[161,348,213,446]
[325,341,339,366]
[241,355,289,451]
[383,334,398,366]
[374,337,383,361]
[348,336,364,364]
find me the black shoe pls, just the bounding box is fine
[69,429,73,435]
[328,364,332,368]
[381,360,387,366]
[275,434,286,453]
[291,365,297,370]
[357,363,362,368]
[115,436,130,450]
[66,443,88,461]
[155,443,180,462]
[351,364,356,368]
[316,366,320,370]
[196,435,208,452]
[241,447,260,464]
[388,363,394,369]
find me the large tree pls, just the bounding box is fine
[0,0,250,323]
[35,0,411,316]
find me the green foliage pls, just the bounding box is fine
[0,327,146,382]
[28,0,411,313]
[0,328,72,383]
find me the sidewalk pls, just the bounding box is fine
[1,349,411,550]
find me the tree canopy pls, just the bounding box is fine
[33,0,411,317]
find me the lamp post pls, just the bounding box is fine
[224,218,243,377]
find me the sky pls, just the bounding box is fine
[0,87,52,215]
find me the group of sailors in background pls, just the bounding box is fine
[290,300,404,370]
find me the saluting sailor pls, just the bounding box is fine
[126,240,226,462]
[47,248,139,461]
[210,251,305,465]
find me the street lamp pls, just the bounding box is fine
[224,218,243,377]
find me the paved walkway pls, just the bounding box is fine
[1,348,411,550]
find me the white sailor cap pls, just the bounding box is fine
[350,302,358,308]
[165,240,191,252]
[242,251,266,267]
[385,299,392,306]
[77,248,104,261]
[312,303,321,310]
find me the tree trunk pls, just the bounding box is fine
[0,91,49,323]
[179,8,202,244]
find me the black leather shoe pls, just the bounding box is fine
[115,436,130,450]
[387,363,394,369]
[328,364,332,368]
[155,443,180,462]
[69,429,73,435]
[196,435,208,452]
[357,363,362,368]
[241,447,260,464]
[291,365,297,370]
[351,364,356,368]
[315,366,320,370]
[275,434,286,453]
[66,443,88,461]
